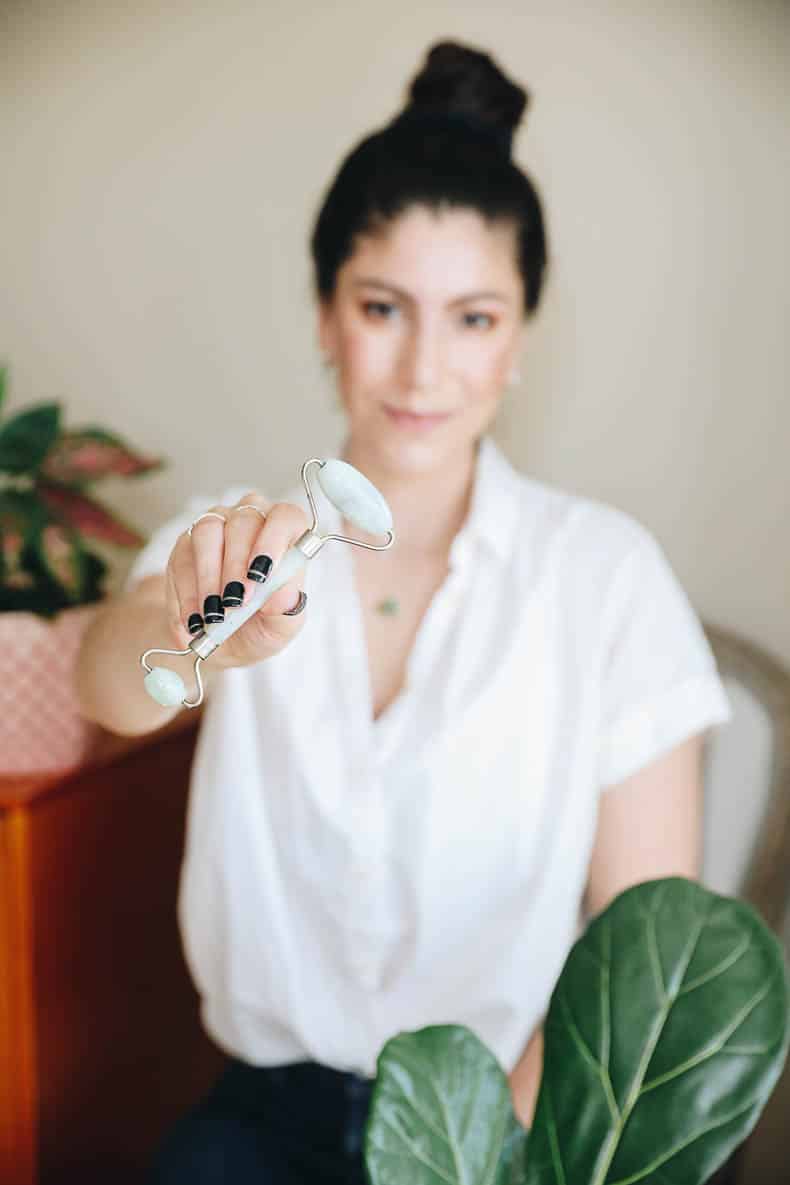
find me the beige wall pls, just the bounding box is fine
[2,0,788,662]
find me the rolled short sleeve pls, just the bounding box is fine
[597,526,731,788]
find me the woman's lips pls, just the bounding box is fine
[383,406,452,430]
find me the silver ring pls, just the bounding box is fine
[283,590,307,616]
[232,503,268,523]
[186,511,227,537]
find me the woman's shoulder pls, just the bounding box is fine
[507,460,659,580]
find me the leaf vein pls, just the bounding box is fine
[377,1112,457,1183]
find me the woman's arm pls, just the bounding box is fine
[507,731,706,1126]
[585,730,705,917]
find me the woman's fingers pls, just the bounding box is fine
[166,530,201,641]
[243,500,311,614]
[189,506,229,625]
[167,495,311,662]
[220,494,272,608]
[258,577,308,618]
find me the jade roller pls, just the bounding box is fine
[140,457,394,709]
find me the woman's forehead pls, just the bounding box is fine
[343,206,521,299]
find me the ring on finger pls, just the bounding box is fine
[186,511,227,538]
[283,590,308,617]
[232,503,268,523]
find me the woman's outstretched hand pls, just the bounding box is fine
[164,491,311,671]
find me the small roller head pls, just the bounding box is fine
[144,666,186,707]
[317,459,393,536]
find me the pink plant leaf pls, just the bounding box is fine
[1,528,35,588]
[37,482,147,547]
[40,428,164,485]
[40,523,83,598]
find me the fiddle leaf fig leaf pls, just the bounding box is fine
[500,1110,529,1184]
[524,878,789,1185]
[366,1024,524,1185]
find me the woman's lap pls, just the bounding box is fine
[148,1109,292,1184]
[146,1057,373,1184]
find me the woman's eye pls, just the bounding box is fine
[362,300,397,320]
[462,312,495,330]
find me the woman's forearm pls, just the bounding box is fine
[507,1026,544,1128]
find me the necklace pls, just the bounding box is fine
[375,597,400,617]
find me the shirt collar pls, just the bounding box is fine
[317,433,521,567]
[448,435,521,570]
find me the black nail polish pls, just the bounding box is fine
[247,554,273,583]
[283,590,307,616]
[187,612,204,634]
[203,594,224,623]
[222,581,244,607]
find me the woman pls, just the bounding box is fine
[76,40,730,1184]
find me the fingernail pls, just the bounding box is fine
[247,554,273,583]
[222,581,244,607]
[187,612,204,634]
[203,594,224,623]
[283,590,307,616]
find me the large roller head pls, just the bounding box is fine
[317,459,393,536]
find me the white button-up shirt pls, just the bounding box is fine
[127,436,730,1077]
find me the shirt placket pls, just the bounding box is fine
[326,529,392,990]
[331,527,471,991]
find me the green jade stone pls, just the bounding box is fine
[144,666,186,707]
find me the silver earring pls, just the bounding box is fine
[322,354,335,370]
[506,368,521,391]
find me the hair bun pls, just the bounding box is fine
[399,40,528,157]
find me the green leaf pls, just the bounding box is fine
[0,489,47,577]
[500,1110,529,1184]
[0,487,44,532]
[523,878,790,1185]
[0,365,7,417]
[365,1024,524,1185]
[0,486,110,612]
[0,402,61,473]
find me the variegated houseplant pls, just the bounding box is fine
[0,365,163,773]
[0,365,162,615]
[365,878,789,1185]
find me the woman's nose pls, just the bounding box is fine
[400,324,443,393]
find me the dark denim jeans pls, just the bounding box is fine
[147,1057,374,1183]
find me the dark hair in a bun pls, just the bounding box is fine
[310,40,547,314]
[398,41,528,157]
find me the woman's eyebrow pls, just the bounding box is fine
[352,278,508,305]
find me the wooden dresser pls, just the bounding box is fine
[0,713,225,1185]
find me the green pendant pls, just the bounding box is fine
[376,597,400,616]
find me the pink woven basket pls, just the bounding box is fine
[0,604,103,775]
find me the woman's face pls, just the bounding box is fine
[318,204,526,476]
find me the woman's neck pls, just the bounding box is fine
[340,436,480,557]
